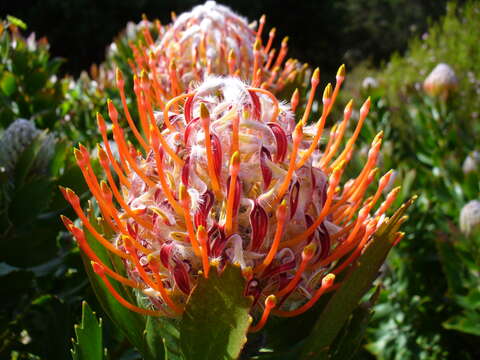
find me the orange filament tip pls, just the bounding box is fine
[360,97,371,116]
[92,261,166,317]
[345,99,354,114]
[92,261,105,276]
[60,215,73,228]
[197,226,210,278]
[97,145,108,165]
[368,168,379,180]
[389,186,401,197]
[311,68,320,85]
[293,122,303,139]
[96,113,106,131]
[249,295,277,333]
[73,148,85,165]
[282,36,289,45]
[179,184,188,202]
[69,225,84,239]
[107,100,118,121]
[393,232,405,246]
[291,88,300,110]
[116,68,124,84]
[230,151,241,169]
[100,180,111,195]
[322,273,336,287]
[200,102,210,119]
[374,130,384,143]
[337,64,346,79]
[265,294,277,308]
[379,170,394,187]
[333,159,346,173]
[277,199,287,219]
[254,38,262,51]
[323,83,333,100]
[302,243,316,260]
[242,266,253,280]
[79,143,89,154]
[65,187,80,206]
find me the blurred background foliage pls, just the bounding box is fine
[0,0,479,359]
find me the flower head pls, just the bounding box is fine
[362,76,379,90]
[462,151,480,174]
[128,1,306,106]
[460,200,480,236]
[423,63,458,100]
[62,60,402,331]
[0,118,54,175]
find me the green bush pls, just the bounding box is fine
[380,1,480,124]
[336,2,480,358]
[0,17,64,130]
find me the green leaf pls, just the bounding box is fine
[180,265,252,360]
[299,197,415,359]
[71,301,106,360]
[1,71,17,96]
[13,131,48,187]
[145,316,181,360]
[7,15,27,29]
[329,287,380,360]
[9,177,54,226]
[435,237,465,295]
[443,311,480,336]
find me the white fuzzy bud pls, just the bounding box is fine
[423,63,458,100]
[460,200,480,236]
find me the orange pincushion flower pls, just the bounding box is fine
[128,1,306,109]
[61,60,402,331]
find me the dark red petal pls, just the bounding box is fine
[260,260,296,279]
[248,89,262,121]
[209,224,227,258]
[194,190,215,228]
[173,259,191,294]
[160,242,173,269]
[305,214,316,244]
[318,223,331,260]
[289,181,300,219]
[181,156,190,186]
[267,122,287,162]
[211,133,222,178]
[319,180,328,208]
[277,273,291,292]
[184,95,194,125]
[184,117,200,144]
[127,222,138,238]
[154,188,162,203]
[260,146,273,190]
[249,201,269,251]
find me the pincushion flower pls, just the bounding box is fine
[0,118,54,175]
[423,63,458,100]
[61,62,405,333]
[460,200,480,236]
[128,1,306,107]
